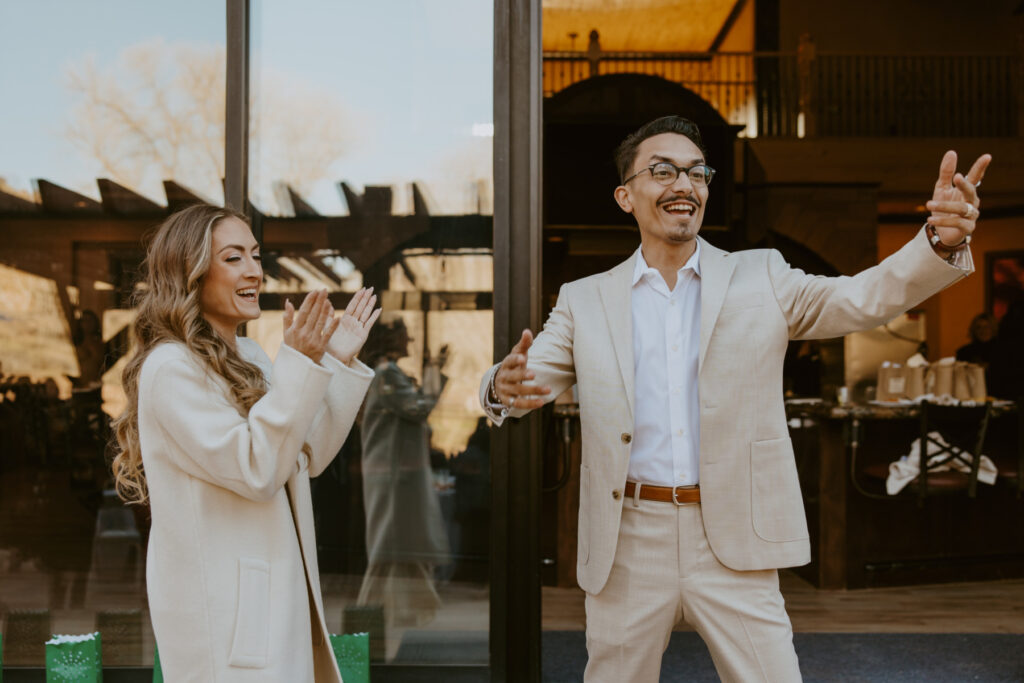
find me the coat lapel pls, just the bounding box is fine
[598,254,637,421]
[698,237,736,372]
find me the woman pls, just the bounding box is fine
[955,312,997,365]
[111,204,380,681]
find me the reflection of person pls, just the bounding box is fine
[111,204,381,681]
[452,417,490,582]
[955,312,997,365]
[357,318,450,631]
[480,116,990,681]
[72,309,106,389]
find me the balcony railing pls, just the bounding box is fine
[543,50,1021,138]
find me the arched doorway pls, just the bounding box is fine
[543,73,743,290]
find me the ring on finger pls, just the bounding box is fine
[509,396,517,409]
[962,204,978,220]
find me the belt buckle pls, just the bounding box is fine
[671,485,695,506]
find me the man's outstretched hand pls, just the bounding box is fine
[493,329,551,411]
[925,150,991,249]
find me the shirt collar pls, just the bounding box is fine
[631,240,702,287]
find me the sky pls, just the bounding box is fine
[0,0,493,215]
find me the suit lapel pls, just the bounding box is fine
[598,254,637,421]
[698,237,736,372]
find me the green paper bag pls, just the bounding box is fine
[152,645,163,683]
[45,632,103,683]
[329,632,370,683]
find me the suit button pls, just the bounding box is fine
[621,433,632,444]
[612,489,622,500]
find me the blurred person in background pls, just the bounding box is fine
[955,312,997,366]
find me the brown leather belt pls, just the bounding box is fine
[624,481,700,505]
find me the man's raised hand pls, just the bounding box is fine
[494,329,551,411]
[925,150,991,248]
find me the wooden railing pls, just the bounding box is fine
[543,50,1021,138]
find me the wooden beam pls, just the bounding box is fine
[0,189,39,213]
[708,0,748,53]
[286,185,320,217]
[35,180,102,214]
[163,180,216,212]
[97,179,165,215]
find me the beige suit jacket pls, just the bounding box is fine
[139,338,373,681]
[482,228,970,595]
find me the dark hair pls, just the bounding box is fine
[362,317,409,367]
[614,116,706,183]
[968,312,996,342]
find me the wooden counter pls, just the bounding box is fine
[786,400,1024,588]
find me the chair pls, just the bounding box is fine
[994,401,1023,497]
[857,401,992,502]
[914,401,992,499]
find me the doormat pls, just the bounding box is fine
[542,632,1024,682]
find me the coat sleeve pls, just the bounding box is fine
[768,225,972,341]
[479,283,578,426]
[302,353,374,478]
[146,343,333,502]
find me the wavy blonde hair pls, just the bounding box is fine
[112,204,268,504]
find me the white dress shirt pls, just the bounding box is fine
[628,242,702,488]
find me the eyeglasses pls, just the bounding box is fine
[623,161,717,187]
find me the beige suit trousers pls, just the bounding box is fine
[583,497,802,682]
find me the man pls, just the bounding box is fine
[479,116,990,682]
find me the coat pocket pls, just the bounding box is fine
[749,437,809,543]
[228,557,271,668]
[578,464,591,565]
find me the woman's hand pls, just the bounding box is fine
[327,287,382,365]
[283,290,340,364]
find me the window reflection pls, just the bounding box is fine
[1,0,494,670]
[250,0,494,665]
[0,0,223,667]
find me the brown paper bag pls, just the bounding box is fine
[932,364,954,396]
[877,365,904,401]
[877,364,930,400]
[904,366,928,398]
[953,361,986,401]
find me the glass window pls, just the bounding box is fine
[0,0,224,667]
[249,0,494,668]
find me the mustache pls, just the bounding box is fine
[657,194,701,208]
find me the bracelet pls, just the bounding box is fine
[925,222,970,250]
[488,368,509,418]
[488,367,502,405]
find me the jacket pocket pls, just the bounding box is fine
[578,464,591,565]
[749,437,809,543]
[228,557,271,668]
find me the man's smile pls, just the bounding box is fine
[659,197,700,217]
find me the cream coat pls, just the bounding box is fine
[139,338,373,681]
[482,228,970,595]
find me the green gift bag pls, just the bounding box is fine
[329,632,370,683]
[45,632,103,683]
[152,645,163,683]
